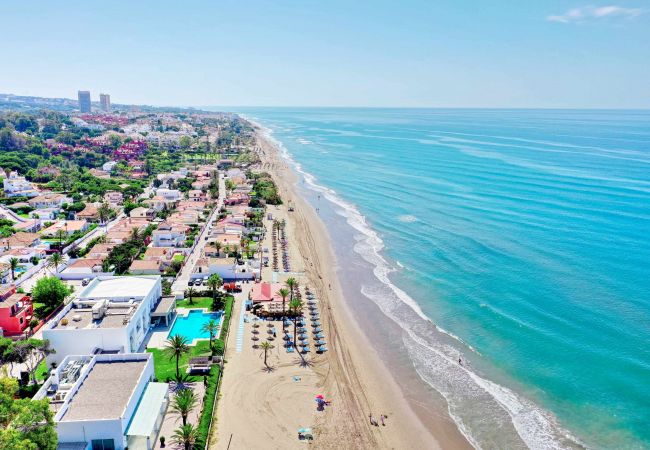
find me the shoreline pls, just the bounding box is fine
[253,125,472,449]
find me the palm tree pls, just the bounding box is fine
[285,277,297,306]
[222,244,230,257]
[201,319,219,352]
[170,388,198,426]
[186,286,196,305]
[207,274,223,309]
[55,229,67,249]
[9,257,18,281]
[260,341,272,369]
[172,423,198,450]
[289,298,304,360]
[48,252,63,272]
[98,202,112,227]
[164,335,190,379]
[214,241,222,257]
[277,288,289,315]
[129,227,141,243]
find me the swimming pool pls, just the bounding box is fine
[168,310,223,342]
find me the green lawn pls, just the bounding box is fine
[172,253,185,263]
[176,296,213,309]
[147,340,212,382]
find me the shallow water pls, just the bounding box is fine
[233,108,650,449]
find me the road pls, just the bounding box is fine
[0,204,26,223]
[171,174,226,295]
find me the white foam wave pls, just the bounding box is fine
[398,214,418,223]
[250,119,584,450]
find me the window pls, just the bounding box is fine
[91,439,115,450]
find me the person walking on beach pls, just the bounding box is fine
[380,414,386,426]
[369,413,375,426]
[458,357,463,365]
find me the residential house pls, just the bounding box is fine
[28,193,72,210]
[13,219,41,233]
[3,171,38,198]
[102,161,118,172]
[128,260,162,275]
[188,190,207,202]
[41,220,89,237]
[59,259,105,279]
[75,204,100,222]
[154,188,181,202]
[130,207,154,219]
[34,353,169,450]
[86,243,116,260]
[0,286,33,336]
[30,208,59,220]
[104,191,124,205]
[1,232,41,250]
[152,221,187,247]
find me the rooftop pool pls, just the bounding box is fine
[168,309,223,342]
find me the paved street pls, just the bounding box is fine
[171,174,225,295]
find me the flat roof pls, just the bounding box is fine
[152,296,176,316]
[55,306,133,330]
[80,276,159,299]
[126,382,168,437]
[61,359,148,422]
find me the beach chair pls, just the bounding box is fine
[286,346,295,353]
[317,345,328,353]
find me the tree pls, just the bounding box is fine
[31,277,71,312]
[172,423,198,450]
[164,335,190,380]
[207,274,222,309]
[13,339,55,384]
[55,229,66,249]
[0,377,57,450]
[170,388,198,426]
[47,252,63,274]
[9,258,18,281]
[97,202,112,226]
[213,241,222,257]
[289,298,304,361]
[285,277,297,306]
[277,288,289,316]
[185,287,195,306]
[201,320,219,353]
[28,319,39,337]
[260,341,272,369]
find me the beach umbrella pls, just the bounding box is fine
[315,339,326,345]
[315,394,324,399]
[252,329,259,334]
[313,327,322,333]
[252,336,259,341]
[314,332,324,339]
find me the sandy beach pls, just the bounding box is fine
[211,127,472,449]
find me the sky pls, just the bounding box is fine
[1,1,648,108]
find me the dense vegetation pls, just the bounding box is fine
[248,172,282,206]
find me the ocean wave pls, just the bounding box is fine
[253,120,584,450]
[397,214,418,223]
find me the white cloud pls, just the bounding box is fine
[547,5,643,23]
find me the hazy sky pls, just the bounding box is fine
[1,1,648,108]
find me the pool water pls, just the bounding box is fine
[168,310,223,341]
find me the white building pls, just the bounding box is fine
[154,188,182,202]
[3,171,38,197]
[42,275,162,364]
[34,353,169,450]
[28,193,73,209]
[103,161,118,172]
[152,222,186,247]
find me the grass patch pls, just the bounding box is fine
[176,296,213,309]
[172,253,185,263]
[147,340,212,382]
[35,359,50,382]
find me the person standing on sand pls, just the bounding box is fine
[369,413,375,425]
[380,414,386,426]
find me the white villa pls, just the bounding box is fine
[3,171,39,197]
[42,276,166,364]
[34,353,168,450]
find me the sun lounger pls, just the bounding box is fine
[286,346,295,353]
[317,346,328,353]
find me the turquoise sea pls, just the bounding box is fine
[234,108,650,449]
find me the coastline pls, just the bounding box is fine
[253,124,472,449]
